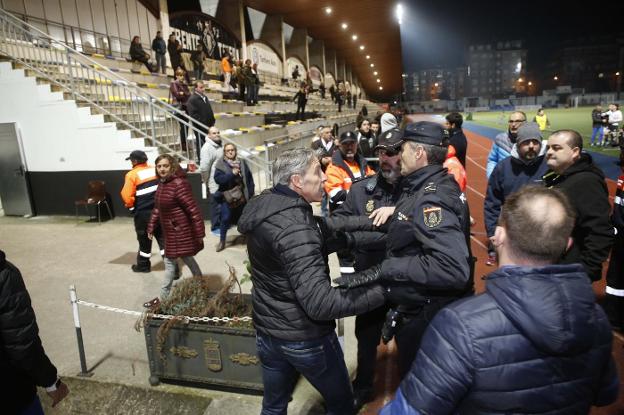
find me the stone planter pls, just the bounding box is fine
[144,294,262,392]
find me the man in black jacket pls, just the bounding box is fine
[543,129,614,281]
[151,31,166,74]
[186,80,216,162]
[332,128,403,411]
[335,121,473,376]
[444,112,467,167]
[238,148,386,415]
[380,186,618,414]
[1,250,69,414]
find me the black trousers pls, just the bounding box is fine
[296,102,306,120]
[604,230,624,327]
[134,210,164,269]
[394,298,456,380]
[352,304,389,393]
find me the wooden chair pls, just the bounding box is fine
[74,180,113,224]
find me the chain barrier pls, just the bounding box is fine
[75,299,252,323]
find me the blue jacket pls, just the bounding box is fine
[486,131,514,178]
[483,151,548,237]
[381,264,618,415]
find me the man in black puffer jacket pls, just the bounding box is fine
[0,250,69,414]
[238,148,386,415]
[543,129,614,281]
[381,186,618,414]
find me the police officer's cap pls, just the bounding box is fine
[402,121,449,147]
[375,128,404,151]
[339,131,357,143]
[126,150,148,162]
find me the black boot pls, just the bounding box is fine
[131,264,150,273]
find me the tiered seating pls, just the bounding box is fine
[1,36,380,172]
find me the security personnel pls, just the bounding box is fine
[332,128,404,410]
[335,121,473,376]
[324,130,375,213]
[120,150,164,272]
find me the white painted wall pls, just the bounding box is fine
[0,62,156,172]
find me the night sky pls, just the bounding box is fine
[399,0,624,73]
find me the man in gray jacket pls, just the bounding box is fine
[199,126,223,235]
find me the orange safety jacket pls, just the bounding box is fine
[120,163,159,213]
[443,145,467,192]
[324,151,374,210]
[221,57,232,73]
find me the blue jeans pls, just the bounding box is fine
[256,332,355,415]
[20,396,44,415]
[591,126,603,144]
[208,192,221,232]
[219,200,243,242]
[155,53,166,74]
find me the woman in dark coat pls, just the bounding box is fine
[129,35,154,72]
[169,68,191,152]
[167,33,182,72]
[147,154,205,301]
[214,143,254,252]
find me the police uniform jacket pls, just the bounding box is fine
[381,164,472,308]
[333,173,402,271]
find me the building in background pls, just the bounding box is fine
[404,67,466,101]
[465,40,527,98]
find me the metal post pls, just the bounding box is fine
[69,285,93,377]
[150,98,156,146]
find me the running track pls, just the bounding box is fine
[358,115,624,414]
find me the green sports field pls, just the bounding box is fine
[466,107,620,155]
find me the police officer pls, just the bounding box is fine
[120,150,165,272]
[332,129,404,410]
[335,121,473,376]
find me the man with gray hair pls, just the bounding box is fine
[237,148,386,415]
[199,126,223,235]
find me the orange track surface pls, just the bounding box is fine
[358,116,624,414]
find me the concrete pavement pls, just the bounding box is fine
[0,213,359,414]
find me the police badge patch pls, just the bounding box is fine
[423,206,442,228]
[365,200,375,214]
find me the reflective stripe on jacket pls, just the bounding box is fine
[120,163,159,212]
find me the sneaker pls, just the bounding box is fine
[485,253,497,267]
[211,229,221,237]
[131,264,150,273]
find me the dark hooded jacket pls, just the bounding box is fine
[543,153,614,281]
[383,264,618,414]
[237,186,386,341]
[0,250,58,414]
[484,149,548,237]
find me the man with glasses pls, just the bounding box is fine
[331,129,404,411]
[200,127,224,236]
[486,111,526,178]
[334,121,473,379]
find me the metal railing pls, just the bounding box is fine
[0,9,273,183]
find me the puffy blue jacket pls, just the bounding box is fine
[381,264,618,415]
[483,152,548,237]
[486,131,514,178]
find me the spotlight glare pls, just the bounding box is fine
[379,86,383,90]
[352,35,358,41]
[373,71,378,75]
[359,45,365,50]
[341,22,348,29]
[366,55,370,59]
[396,4,403,25]
[325,7,332,14]
[370,63,375,67]
[376,79,381,83]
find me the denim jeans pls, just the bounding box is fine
[19,396,44,415]
[155,53,166,74]
[591,126,603,144]
[256,331,355,415]
[161,256,202,299]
